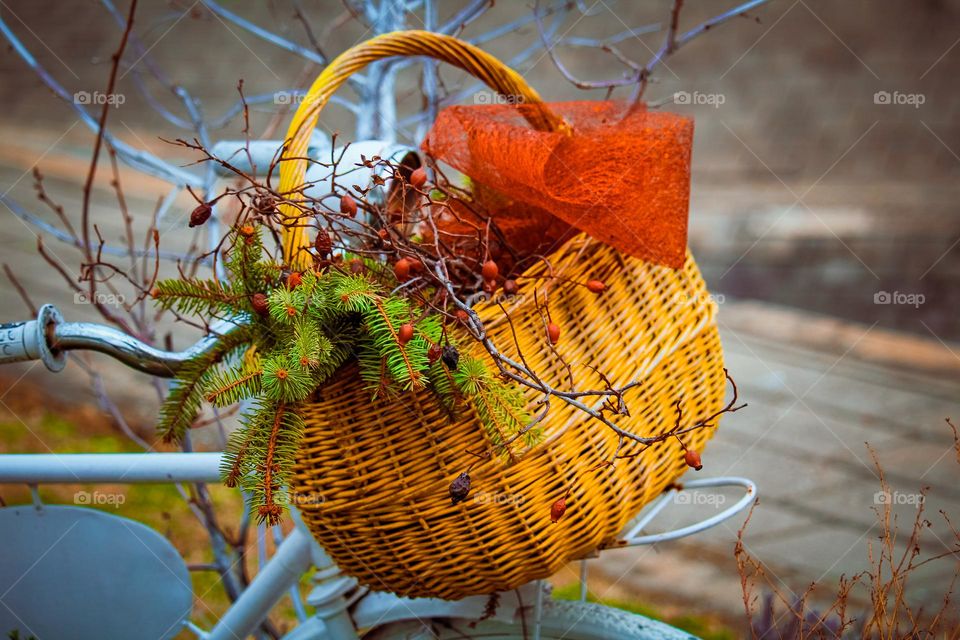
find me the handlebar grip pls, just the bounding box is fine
[0,305,66,372]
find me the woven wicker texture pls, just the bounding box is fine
[292,237,724,599]
[279,30,726,600]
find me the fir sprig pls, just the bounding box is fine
[152,278,246,317]
[158,224,539,523]
[365,298,428,390]
[454,356,535,461]
[156,324,253,442]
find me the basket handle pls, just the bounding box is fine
[277,30,568,269]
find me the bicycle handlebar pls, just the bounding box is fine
[0,305,66,372]
[0,304,247,378]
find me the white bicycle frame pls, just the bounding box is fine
[0,448,754,639]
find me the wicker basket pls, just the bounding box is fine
[280,31,726,600]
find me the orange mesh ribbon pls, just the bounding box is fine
[423,101,694,269]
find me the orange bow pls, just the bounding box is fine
[423,101,693,269]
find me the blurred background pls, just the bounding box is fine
[0,1,957,635]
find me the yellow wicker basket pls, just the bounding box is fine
[280,31,726,601]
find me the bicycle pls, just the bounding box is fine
[0,302,754,640]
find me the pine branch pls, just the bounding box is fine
[358,349,394,399]
[291,316,331,369]
[204,365,263,406]
[262,353,315,402]
[225,398,306,526]
[225,225,269,293]
[428,359,460,416]
[454,356,536,461]
[364,298,428,390]
[157,325,253,442]
[268,287,299,324]
[331,272,379,314]
[472,386,518,462]
[221,419,254,488]
[152,277,246,317]
[260,401,286,525]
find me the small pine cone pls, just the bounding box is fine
[255,194,278,216]
[339,194,358,217]
[188,203,213,228]
[251,293,269,316]
[314,229,333,257]
[441,345,460,371]
[449,471,471,505]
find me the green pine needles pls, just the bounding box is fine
[153,223,537,524]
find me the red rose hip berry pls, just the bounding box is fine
[481,260,499,281]
[397,323,414,345]
[409,166,428,189]
[547,322,561,345]
[394,258,412,282]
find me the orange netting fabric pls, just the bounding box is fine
[423,101,694,269]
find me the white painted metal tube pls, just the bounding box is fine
[0,453,223,484]
[208,528,315,640]
[621,476,757,546]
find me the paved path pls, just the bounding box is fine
[579,303,959,623]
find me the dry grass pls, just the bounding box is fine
[736,419,960,639]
